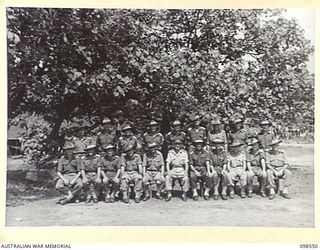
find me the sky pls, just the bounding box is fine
[283,8,316,73]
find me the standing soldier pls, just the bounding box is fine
[257,120,275,150]
[229,118,248,147]
[143,120,164,150]
[120,145,143,203]
[207,139,229,200]
[246,138,267,198]
[165,120,187,150]
[55,145,83,205]
[96,118,117,152]
[243,118,258,139]
[114,110,130,138]
[80,145,102,203]
[187,115,207,153]
[118,124,141,153]
[73,126,91,156]
[165,139,189,202]
[142,142,165,201]
[226,140,247,199]
[99,144,121,203]
[266,139,292,200]
[188,139,213,201]
[207,119,228,153]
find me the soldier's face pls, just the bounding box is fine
[124,129,131,136]
[194,120,200,126]
[127,150,134,156]
[65,149,73,157]
[216,144,224,151]
[78,130,85,137]
[195,144,202,151]
[150,125,157,132]
[212,124,220,131]
[261,125,269,131]
[119,115,125,122]
[106,149,114,157]
[252,143,259,151]
[150,147,156,154]
[231,146,241,154]
[174,143,181,150]
[173,125,181,132]
[87,149,95,156]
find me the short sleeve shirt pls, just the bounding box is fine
[229,129,248,145]
[257,131,275,149]
[118,135,139,152]
[73,138,86,152]
[265,150,288,168]
[166,149,189,168]
[96,132,117,148]
[142,151,164,171]
[188,150,208,172]
[166,131,187,146]
[209,150,227,167]
[143,132,164,147]
[187,127,207,143]
[57,156,80,174]
[227,152,246,168]
[246,149,265,167]
[207,130,227,145]
[80,155,101,172]
[120,153,142,172]
[100,155,120,172]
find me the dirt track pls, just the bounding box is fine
[6,143,314,227]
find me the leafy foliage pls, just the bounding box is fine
[7,8,314,149]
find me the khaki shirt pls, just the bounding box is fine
[96,131,117,148]
[209,150,227,167]
[166,149,189,169]
[142,151,164,171]
[229,129,248,145]
[100,155,120,172]
[246,148,265,167]
[187,126,207,144]
[188,149,209,173]
[80,155,101,173]
[118,135,139,152]
[143,132,164,147]
[166,131,187,146]
[207,130,227,145]
[57,156,81,174]
[257,131,275,149]
[120,153,142,172]
[227,152,246,168]
[266,150,288,168]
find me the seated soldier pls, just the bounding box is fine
[142,142,165,201]
[120,145,143,203]
[188,139,212,201]
[80,145,102,204]
[99,144,121,203]
[55,145,83,205]
[226,139,247,199]
[246,138,267,198]
[266,139,292,200]
[165,139,189,202]
[207,139,229,200]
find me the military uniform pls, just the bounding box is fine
[143,132,164,149]
[142,150,165,185]
[100,155,121,197]
[227,152,247,187]
[266,150,291,191]
[229,129,248,146]
[165,149,189,193]
[120,153,143,198]
[80,154,102,200]
[118,135,140,153]
[208,150,228,188]
[96,131,117,151]
[55,155,83,200]
[188,149,213,191]
[246,148,267,195]
[165,131,187,149]
[257,131,275,150]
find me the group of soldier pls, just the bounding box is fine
[55,112,292,205]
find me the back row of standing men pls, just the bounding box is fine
[56,113,291,205]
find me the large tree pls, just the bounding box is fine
[7,8,314,138]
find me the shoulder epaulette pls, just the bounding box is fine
[114,155,120,159]
[188,127,192,131]
[95,154,101,158]
[181,131,186,135]
[143,132,147,137]
[199,126,206,130]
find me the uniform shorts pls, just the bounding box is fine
[143,171,164,184]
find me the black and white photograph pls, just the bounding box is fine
[6,7,315,227]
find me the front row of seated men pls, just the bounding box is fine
[55,137,292,205]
